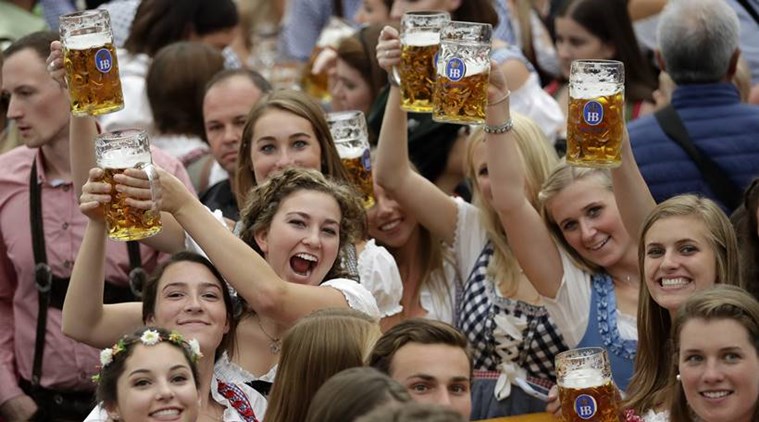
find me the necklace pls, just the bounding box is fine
[255,314,281,354]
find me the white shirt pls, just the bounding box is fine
[542,248,637,347]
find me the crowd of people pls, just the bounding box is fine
[1,0,759,421]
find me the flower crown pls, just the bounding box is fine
[92,329,203,383]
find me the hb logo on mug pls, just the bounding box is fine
[582,100,604,126]
[574,394,598,420]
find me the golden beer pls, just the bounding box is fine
[326,111,375,209]
[558,374,620,422]
[341,152,375,209]
[301,47,331,102]
[566,60,625,168]
[399,35,440,112]
[566,92,624,168]
[432,69,489,125]
[60,10,124,116]
[102,166,162,241]
[432,21,492,125]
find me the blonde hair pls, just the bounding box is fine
[264,308,381,422]
[464,113,558,295]
[624,194,741,414]
[669,285,759,422]
[537,163,612,273]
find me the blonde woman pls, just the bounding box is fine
[375,29,565,419]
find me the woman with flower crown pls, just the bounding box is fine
[64,167,380,421]
[94,327,203,422]
[65,179,266,420]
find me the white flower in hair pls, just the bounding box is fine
[100,348,114,367]
[188,338,203,360]
[140,329,161,346]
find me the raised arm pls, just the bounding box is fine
[62,169,142,348]
[126,168,359,327]
[484,64,565,298]
[373,26,459,245]
[48,41,189,254]
[610,128,656,242]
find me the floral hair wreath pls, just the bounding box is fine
[92,329,203,383]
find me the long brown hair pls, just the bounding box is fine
[625,195,740,414]
[235,90,351,207]
[238,168,366,281]
[264,308,380,422]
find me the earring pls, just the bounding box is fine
[676,374,681,382]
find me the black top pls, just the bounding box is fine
[199,179,239,221]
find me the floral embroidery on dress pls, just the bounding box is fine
[593,273,637,360]
[217,380,260,422]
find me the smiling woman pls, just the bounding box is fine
[669,285,759,422]
[95,327,201,422]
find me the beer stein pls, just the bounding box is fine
[432,21,492,125]
[60,9,124,116]
[566,60,625,168]
[301,17,355,103]
[555,347,621,422]
[326,111,376,209]
[95,129,162,241]
[397,11,451,113]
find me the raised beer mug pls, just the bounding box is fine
[555,347,621,422]
[397,11,450,113]
[326,111,376,209]
[432,21,492,125]
[59,9,124,116]
[95,129,162,241]
[566,60,625,168]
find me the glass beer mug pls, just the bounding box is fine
[95,129,162,241]
[397,11,450,113]
[556,347,621,422]
[433,21,492,125]
[566,60,625,168]
[326,111,376,209]
[59,9,124,116]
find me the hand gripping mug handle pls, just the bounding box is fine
[135,162,161,215]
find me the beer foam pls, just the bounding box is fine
[465,62,489,77]
[66,32,110,50]
[570,82,623,99]
[337,143,366,159]
[404,32,440,47]
[562,368,606,389]
[98,150,152,169]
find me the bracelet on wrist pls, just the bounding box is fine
[483,118,514,135]
[487,90,511,107]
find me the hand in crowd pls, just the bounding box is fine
[0,394,38,422]
[545,385,561,418]
[46,40,67,89]
[79,168,111,221]
[486,60,511,106]
[111,166,192,216]
[375,26,401,73]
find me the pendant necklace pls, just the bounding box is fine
[255,314,281,354]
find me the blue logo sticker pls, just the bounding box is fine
[361,149,372,171]
[95,48,113,73]
[445,58,466,82]
[582,100,604,126]
[574,394,597,420]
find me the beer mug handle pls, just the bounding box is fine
[135,162,161,213]
[390,66,402,87]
